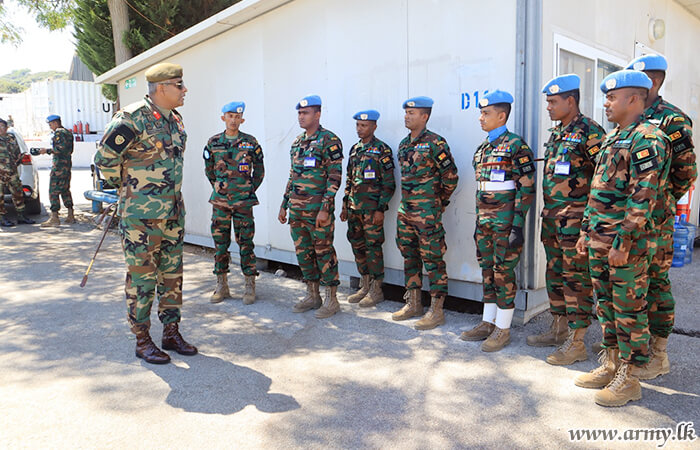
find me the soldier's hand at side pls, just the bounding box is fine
[608,247,629,267]
[507,226,523,248]
[340,207,348,222]
[39,148,48,155]
[373,210,384,226]
[278,207,287,224]
[575,235,587,255]
[316,210,330,228]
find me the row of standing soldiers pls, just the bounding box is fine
[95,55,694,408]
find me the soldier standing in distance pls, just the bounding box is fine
[0,118,35,226]
[341,109,396,307]
[278,95,343,319]
[460,90,535,352]
[574,70,670,407]
[526,74,606,365]
[95,63,197,364]
[392,96,459,330]
[624,54,697,380]
[38,114,75,227]
[205,101,264,305]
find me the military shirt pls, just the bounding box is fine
[472,131,535,228]
[203,131,264,209]
[398,128,458,214]
[95,95,187,220]
[643,96,696,203]
[582,118,670,253]
[282,126,342,213]
[542,114,605,219]
[0,133,21,177]
[343,136,396,212]
[50,127,74,163]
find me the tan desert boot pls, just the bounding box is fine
[594,363,642,407]
[575,348,620,388]
[414,295,445,330]
[546,327,588,365]
[526,314,568,347]
[391,288,423,321]
[460,321,495,341]
[243,275,256,305]
[210,273,230,303]
[636,336,670,380]
[293,281,322,313]
[359,278,384,307]
[64,207,76,224]
[315,286,340,319]
[348,274,371,303]
[481,326,511,352]
[41,211,60,227]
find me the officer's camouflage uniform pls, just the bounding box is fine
[643,97,696,338]
[542,114,605,328]
[343,136,396,281]
[0,133,27,217]
[204,131,264,276]
[95,95,187,335]
[396,128,458,295]
[582,119,670,366]
[282,126,342,286]
[473,131,535,308]
[48,127,74,212]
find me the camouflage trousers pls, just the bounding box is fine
[211,205,257,276]
[588,232,652,366]
[0,171,25,216]
[647,224,674,338]
[475,220,522,309]
[347,209,385,280]
[396,210,448,295]
[289,208,339,287]
[49,163,73,212]
[541,217,595,329]
[120,216,184,335]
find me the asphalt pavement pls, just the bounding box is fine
[0,170,698,449]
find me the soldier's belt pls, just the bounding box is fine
[478,180,516,191]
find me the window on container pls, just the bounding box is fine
[559,49,595,118]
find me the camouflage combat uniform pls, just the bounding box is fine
[95,95,187,335]
[282,126,343,286]
[541,114,605,328]
[581,118,670,366]
[343,136,396,281]
[643,97,696,338]
[396,128,458,295]
[204,131,264,276]
[48,127,74,212]
[0,133,27,217]
[473,130,535,309]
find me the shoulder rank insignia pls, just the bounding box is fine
[673,116,686,122]
[644,134,657,139]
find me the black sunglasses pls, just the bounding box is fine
[160,81,185,90]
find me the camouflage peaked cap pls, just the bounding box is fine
[145,63,183,82]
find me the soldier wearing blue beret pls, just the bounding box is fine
[624,54,696,381]
[526,74,606,365]
[341,110,396,307]
[461,90,535,352]
[392,96,459,330]
[574,69,671,406]
[205,101,265,305]
[280,95,344,319]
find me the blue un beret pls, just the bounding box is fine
[296,95,322,110]
[626,54,668,72]
[222,101,245,114]
[542,74,580,95]
[600,70,653,93]
[402,96,434,109]
[46,114,61,123]
[479,90,514,108]
[353,110,380,121]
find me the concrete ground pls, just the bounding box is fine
[0,170,698,449]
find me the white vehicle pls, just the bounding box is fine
[2,128,41,215]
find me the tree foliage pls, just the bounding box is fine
[0,69,68,93]
[1,0,75,45]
